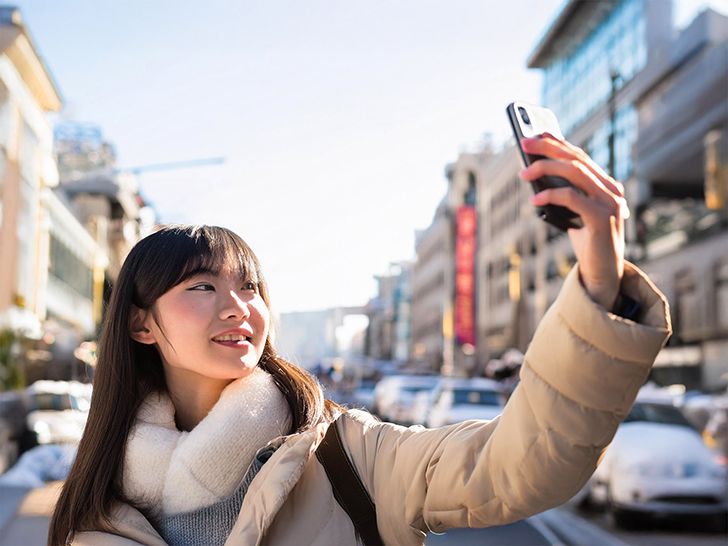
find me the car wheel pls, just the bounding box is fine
[576,489,603,513]
[707,512,728,533]
[18,427,38,454]
[612,507,645,530]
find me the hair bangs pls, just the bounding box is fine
[170,226,263,290]
[132,225,263,308]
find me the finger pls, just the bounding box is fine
[523,135,625,198]
[521,135,574,161]
[558,139,625,198]
[529,187,611,228]
[520,158,611,204]
[522,161,630,219]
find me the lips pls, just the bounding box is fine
[211,328,254,343]
[212,334,250,342]
[213,339,251,349]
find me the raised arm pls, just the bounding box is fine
[337,136,672,545]
[338,261,670,544]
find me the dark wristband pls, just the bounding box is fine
[612,294,641,321]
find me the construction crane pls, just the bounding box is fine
[117,157,226,176]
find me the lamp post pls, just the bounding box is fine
[608,69,621,178]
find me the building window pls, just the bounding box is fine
[674,269,699,342]
[15,121,41,309]
[15,178,37,309]
[0,80,9,151]
[465,172,477,206]
[542,0,647,135]
[716,260,728,332]
[49,234,94,300]
[585,104,637,181]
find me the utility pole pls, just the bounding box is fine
[608,69,621,178]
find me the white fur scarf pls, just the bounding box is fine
[122,368,292,518]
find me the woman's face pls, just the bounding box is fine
[135,262,270,385]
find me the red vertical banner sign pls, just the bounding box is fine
[455,206,476,346]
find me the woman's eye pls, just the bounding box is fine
[190,283,215,291]
[243,281,257,291]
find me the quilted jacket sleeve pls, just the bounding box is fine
[337,261,671,545]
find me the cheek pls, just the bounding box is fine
[253,300,271,337]
[155,300,207,341]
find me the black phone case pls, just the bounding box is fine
[507,102,583,231]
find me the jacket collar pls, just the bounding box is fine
[224,419,331,546]
[102,418,334,546]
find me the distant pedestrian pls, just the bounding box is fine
[49,135,671,546]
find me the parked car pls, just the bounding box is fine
[25,381,92,445]
[425,378,506,428]
[352,379,378,412]
[371,375,439,425]
[584,399,727,528]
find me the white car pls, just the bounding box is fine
[352,379,378,412]
[25,381,92,445]
[586,400,727,528]
[425,378,506,428]
[372,375,440,425]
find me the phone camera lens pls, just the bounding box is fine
[519,107,531,125]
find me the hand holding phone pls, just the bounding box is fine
[506,103,632,312]
[507,102,584,231]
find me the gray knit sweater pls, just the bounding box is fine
[151,445,276,546]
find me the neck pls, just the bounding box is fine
[164,369,231,431]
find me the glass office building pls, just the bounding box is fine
[540,0,647,180]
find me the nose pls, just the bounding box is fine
[220,289,251,320]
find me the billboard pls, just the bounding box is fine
[455,206,476,346]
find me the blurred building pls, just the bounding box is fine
[411,199,448,372]
[0,7,154,384]
[53,121,156,284]
[0,5,77,384]
[629,8,728,391]
[365,261,413,364]
[0,6,112,382]
[277,306,367,369]
[0,6,62,331]
[411,0,728,391]
[530,0,728,391]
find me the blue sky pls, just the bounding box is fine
[13,0,725,314]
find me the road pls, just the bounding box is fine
[561,500,727,546]
[0,483,61,546]
[426,520,553,545]
[1,483,726,546]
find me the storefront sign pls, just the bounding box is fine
[455,206,476,346]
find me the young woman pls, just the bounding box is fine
[49,135,671,546]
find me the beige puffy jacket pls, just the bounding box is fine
[73,262,671,546]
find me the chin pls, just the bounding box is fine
[218,361,259,380]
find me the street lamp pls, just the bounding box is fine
[608,69,621,179]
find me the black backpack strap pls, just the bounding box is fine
[315,416,384,546]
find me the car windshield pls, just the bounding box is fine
[400,386,434,394]
[623,403,694,428]
[453,389,501,406]
[28,392,87,411]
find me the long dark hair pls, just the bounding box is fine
[49,225,337,545]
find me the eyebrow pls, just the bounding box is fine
[179,267,220,283]
[180,266,254,283]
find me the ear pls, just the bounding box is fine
[129,305,157,345]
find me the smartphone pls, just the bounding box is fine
[506,102,584,231]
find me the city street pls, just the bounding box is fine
[1,0,728,545]
[426,520,552,545]
[560,501,727,546]
[1,479,726,546]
